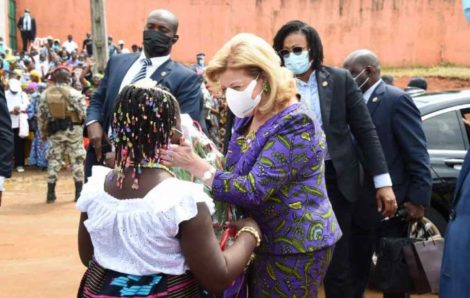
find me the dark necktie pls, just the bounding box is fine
[130,58,152,84]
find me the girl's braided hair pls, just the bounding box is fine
[112,83,178,189]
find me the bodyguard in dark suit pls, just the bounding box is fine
[0,83,14,205]
[17,9,37,53]
[85,9,203,178]
[440,149,470,297]
[344,50,432,298]
[273,21,397,298]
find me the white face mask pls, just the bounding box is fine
[225,77,262,118]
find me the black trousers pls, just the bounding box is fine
[84,145,101,182]
[324,162,411,298]
[324,161,354,298]
[20,31,34,53]
[351,198,410,298]
[13,128,25,167]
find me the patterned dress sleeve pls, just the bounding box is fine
[212,113,323,208]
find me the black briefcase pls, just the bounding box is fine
[376,237,415,293]
[375,221,443,294]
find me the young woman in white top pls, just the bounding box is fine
[77,81,261,297]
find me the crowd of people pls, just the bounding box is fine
[0,22,148,172]
[0,6,468,298]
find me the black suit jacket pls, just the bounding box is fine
[367,81,432,206]
[86,53,204,132]
[354,81,432,229]
[316,66,388,202]
[85,53,204,178]
[0,83,13,178]
[17,16,37,38]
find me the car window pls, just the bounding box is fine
[423,111,465,150]
[460,108,470,145]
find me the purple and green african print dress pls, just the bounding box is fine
[212,103,342,297]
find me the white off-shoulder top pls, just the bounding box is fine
[76,166,215,276]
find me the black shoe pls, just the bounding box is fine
[75,181,83,202]
[47,182,56,203]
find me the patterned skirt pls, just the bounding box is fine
[249,246,334,298]
[78,259,208,298]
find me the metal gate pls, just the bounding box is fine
[8,0,17,51]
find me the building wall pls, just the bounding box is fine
[13,0,470,67]
[0,0,7,44]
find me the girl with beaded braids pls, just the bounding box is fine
[76,79,261,297]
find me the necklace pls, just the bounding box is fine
[127,162,176,177]
[115,162,176,190]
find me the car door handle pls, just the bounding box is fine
[444,159,464,170]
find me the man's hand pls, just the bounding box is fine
[403,202,425,222]
[376,186,398,218]
[87,122,104,160]
[12,106,20,115]
[103,152,115,168]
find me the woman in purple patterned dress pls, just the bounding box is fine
[161,33,342,297]
[27,82,48,169]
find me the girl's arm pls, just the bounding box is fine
[78,212,94,267]
[180,203,259,294]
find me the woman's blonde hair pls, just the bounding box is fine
[205,33,297,116]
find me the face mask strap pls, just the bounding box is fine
[353,68,367,80]
[172,127,183,136]
[358,77,370,89]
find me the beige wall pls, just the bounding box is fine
[1,0,7,44]
[13,0,470,67]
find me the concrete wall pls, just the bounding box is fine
[0,0,7,44]
[12,0,470,66]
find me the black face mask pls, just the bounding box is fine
[143,30,173,58]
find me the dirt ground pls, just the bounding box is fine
[0,169,437,297]
[394,76,470,91]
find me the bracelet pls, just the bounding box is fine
[236,226,261,247]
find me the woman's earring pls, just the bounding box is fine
[263,81,270,93]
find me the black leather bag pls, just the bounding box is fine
[376,237,415,293]
[375,221,443,294]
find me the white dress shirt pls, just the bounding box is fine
[62,40,78,54]
[23,14,31,31]
[103,53,171,136]
[296,75,392,189]
[362,79,393,188]
[119,53,170,92]
[35,60,50,75]
[296,71,330,160]
[0,176,4,191]
[6,90,30,129]
[363,79,383,104]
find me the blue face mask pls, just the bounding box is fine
[464,0,470,23]
[284,51,312,75]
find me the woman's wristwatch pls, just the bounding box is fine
[202,167,216,183]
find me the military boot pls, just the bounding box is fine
[47,182,56,203]
[75,181,83,202]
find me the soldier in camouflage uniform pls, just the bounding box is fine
[38,67,86,203]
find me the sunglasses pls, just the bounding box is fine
[279,47,308,59]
